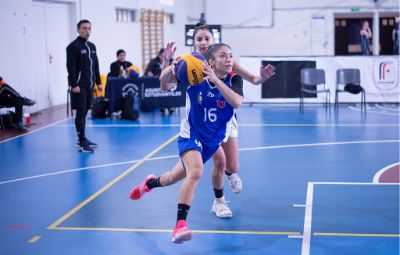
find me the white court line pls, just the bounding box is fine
[375,104,400,112]
[373,162,400,183]
[300,181,400,255]
[54,123,400,128]
[348,106,400,116]
[56,124,181,127]
[239,123,399,127]
[0,117,72,144]
[0,155,177,185]
[301,182,315,255]
[239,139,399,152]
[2,140,398,185]
[1,139,398,185]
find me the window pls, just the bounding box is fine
[165,13,174,24]
[116,8,137,23]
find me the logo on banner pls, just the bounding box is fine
[373,60,399,91]
[122,83,139,97]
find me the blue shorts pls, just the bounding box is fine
[178,136,219,163]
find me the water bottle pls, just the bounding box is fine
[22,112,30,127]
[132,95,140,112]
[25,113,30,126]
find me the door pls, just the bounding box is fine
[32,2,70,110]
[379,17,396,55]
[45,3,70,106]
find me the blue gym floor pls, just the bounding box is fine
[0,104,399,255]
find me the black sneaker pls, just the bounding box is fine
[84,138,98,147]
[15,122,29,132]
[77,140,94,153]
[76,138,98,148]
[21,97,35,106]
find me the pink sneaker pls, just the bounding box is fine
[171,220,192,243]
[129,175,156,200]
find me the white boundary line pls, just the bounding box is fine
[0,117,72,144]
[373,162,400,183]
[375,104,400,112]
[239,140,399,152]
[0,155,177,185]
[55,124,181,128]
[1,139,398,185]
[348,106,400,116]
[53,123,400,128]
[300,182,400,255]
[301,182,315,255]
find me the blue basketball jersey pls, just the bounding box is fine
[180,72,237,147]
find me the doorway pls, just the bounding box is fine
[379,16,397,55]
[334,15,373,56]
[32,2,70,109]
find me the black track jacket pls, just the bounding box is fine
[66,36,100,88]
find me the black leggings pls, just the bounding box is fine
[75,108,88,141]
[70,86,93,142]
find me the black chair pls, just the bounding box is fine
[335,69,366,111]
[0,106,6,131]
[300,68,330,112]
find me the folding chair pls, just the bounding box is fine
[335,69,366,112]
[300,68,330,112]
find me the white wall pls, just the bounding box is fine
[79,0,199,75]
[219,0,399,58]
[1,0,399,112]
[0,0,202,112]
[0,0,36,102]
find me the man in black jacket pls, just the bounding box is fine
[66,19,102,152]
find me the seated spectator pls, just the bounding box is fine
[109,49,133,77]
[144,48,174,114]
[0,76,35,132]
[144,48,164,77]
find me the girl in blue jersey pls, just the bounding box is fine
[130,43,244,243]
[159,25,275,215]
[131,25,275,221]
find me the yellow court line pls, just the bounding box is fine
[47,133,180,230]
[28,235,42,243]
[52,226,300,236]
[314,232,400,238]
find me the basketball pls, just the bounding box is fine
[175,52,206,86]
[127,64,141,78]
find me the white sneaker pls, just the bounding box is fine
[227,173,242,193]
[211,198,233,218]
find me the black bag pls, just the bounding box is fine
[121,94,140,121]
[344,84,363,94]
[91,97,108,118]
[0,111,16,129]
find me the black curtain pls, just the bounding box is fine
[261,60,316,98]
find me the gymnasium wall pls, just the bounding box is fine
[0,0,399,112]
[219,0,398,58]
